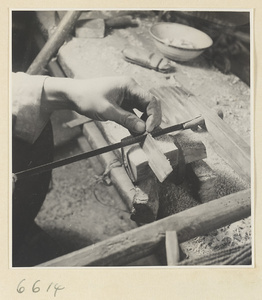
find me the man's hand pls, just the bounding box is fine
[44,76,162,134]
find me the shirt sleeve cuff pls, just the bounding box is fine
[12,72,51,144]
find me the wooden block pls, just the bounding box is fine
[155,135,179,167]
[173,129,207,164]
[126,145,151,182]
[127,135,179,223]
[142,134,173,183]
[165,231,180,266]
[187,160,217,203]
[126,130,205,183]
[127,135,179,182]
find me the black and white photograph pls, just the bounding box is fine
[11,10,252,268]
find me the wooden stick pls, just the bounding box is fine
[165,231,180,266]
[38,188,251,267]
[27,11,81,75]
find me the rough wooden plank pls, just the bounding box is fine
[39,189,251,267]
[142,134,173,182]
[184,90,251,182]
[151,86,199,127]
[151,85,250,183]
[165,231,180,266]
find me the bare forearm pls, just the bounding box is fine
[13,72,161,144]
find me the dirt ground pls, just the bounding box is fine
[35,135,137,255]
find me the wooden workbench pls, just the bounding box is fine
[35,11,251,266]
[56,13,250,184]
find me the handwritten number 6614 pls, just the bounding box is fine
[17,279,65,297]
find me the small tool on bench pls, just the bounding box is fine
[123,47,176,73]
[75,16,139,38]
[14,115,204,181]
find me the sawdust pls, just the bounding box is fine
[181,217,251,260]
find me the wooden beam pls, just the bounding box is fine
[38,189,251,267]
[27,11,82,75]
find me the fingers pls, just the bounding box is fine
[123,78,154,111]
[122,78,162,132]
[103,104,146,134]
[145,96,162,132]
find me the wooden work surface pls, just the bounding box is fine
[35,11,252,266]
[56,11,250,140]
[37,11,251,206]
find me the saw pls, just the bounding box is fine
[14,115,203,181]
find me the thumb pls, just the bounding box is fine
[109,105,146,134]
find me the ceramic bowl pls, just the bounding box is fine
[149,22,213,62]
